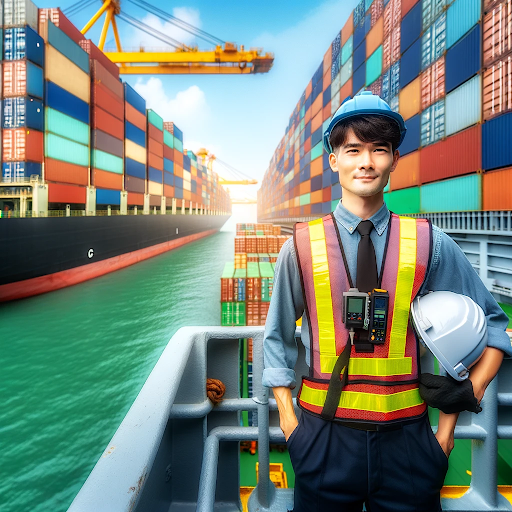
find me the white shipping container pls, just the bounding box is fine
[422,0,447,31]
[421,99,445,146]
[421,13,446,70]
[340,56,353,86]
[45,45,90,104]
[183,180,191,192]
[148,181,162,196]
[332,71,342,95]
[331,90,341,114]
[3,0,38,30]
[445,74,481,136]
[183,169,191,182]
[124,139,146,164]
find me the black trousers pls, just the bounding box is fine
[287,411,449,512]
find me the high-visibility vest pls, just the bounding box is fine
[294,212,432,424]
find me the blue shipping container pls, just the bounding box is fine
[96,189,121,205]
[446,0,481,49]
[163,171,174,186]
[174,176,184,189]
[322,169,331,188]
[332,182,342,200]
[323,85,331,107]
[124,157,146,179]
[353,39,367,70]
[400,39,421,89]
[125,120,146,148]
[322,201,332,214]
[445,24,480,94]
[25,61,44,100]
[4,26,44,67]
[399,114,420,155]
[148,167,163,183]
[482,112,512,170]
[311,127,322,147]
[311,174,322,192]
[2,97,43,130]
[183,155,191,172]
[123,83,146,115]
[354,0,365,27]
[354,22,366,49]
[323,152,330,171]
[163,157,174,173]
[46,80,89,124]
[46,21,89,74]
[2,161,41,179]
[401,2,422,55]
[172,124,183,142]
[191,181,197,193]
[353,63,366,95]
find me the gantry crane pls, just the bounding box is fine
[66,0,274,74]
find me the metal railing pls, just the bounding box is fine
[67,326,512,512]
[408,211,512,234]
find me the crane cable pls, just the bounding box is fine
[214,157,256,181]
[63,0,96,17]
[126,0,225,46]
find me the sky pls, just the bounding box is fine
[40,0,359,220]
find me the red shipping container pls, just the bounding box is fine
[3,128,43,162]
[127,192,144,205]
[164,184,174,197]
[3,61,43,98]
[39,8,85,44]
[371,0,384,26]
[340,78,353,103]
[90,59,123,98]
[91,107,124,140]
[91,168,123,190]
[483,0,512,67]
[383,25,400,70]
[420,125,481,184]
[174,151,183,167]
[323,187,331,202]
[148,152,163,170]
[384,0,401,38]
[125,103,146,132]
[483,54,512,120]
[79,40,119,78]
[368,75,383,96]
[163,145,173,160]
[402,0,419,18]
[421,56,445,111]
[91,83,124,121]
[148,137,164,158]
[125,175,145,193]
[483,167,512,209]
[149,194,161,207]
[390,151,420,190]
[148,123,163,144]
[45,158,88,186]
[48,182,86,204]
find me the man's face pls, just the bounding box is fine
[329,127,400,198]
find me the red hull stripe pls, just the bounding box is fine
[0,228,218,302]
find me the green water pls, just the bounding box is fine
[0,230,235,512]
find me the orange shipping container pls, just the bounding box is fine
[148,152,163,170]
[164,184,174,197]
[312,111,323,132]
[299,180,311,195]
[398,77,421,120]
[323,46,332,75]
[48,183,86,204]
[420,125,481,184]
[127,192,144,205]
[174,151,183,167]
[45,158,88,186]
[306,80,313,98]
[310,190,323,203]
[323,102,331,121]
[323,69,331,88]
[163,145,173,160]
[91,107,123,140]
[312,94,322,116]
[340,78,353,102]
[125,102,146,132]
[91,83,124,121]
[310,157,323,177]
[3,61,42,98]
[3,128,43,162]
[402,0,419,18]
[483,166,512,209]
[92,168,123,190]
[421,57,445,111]
[148,137,164,158]
[304,105,312,124]
[390,150,420,190]
[483,0,512,67]
[367,17,384,57]
[342,13,353,44]
[148,123,163,144]
[174,163,183,178]
[304,137,312,154]
[483,54,512,120]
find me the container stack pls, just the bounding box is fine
[162,124,174,209]
[221,223,284,327]
[40,15,92,207]
[164,121,184,208]
[2,1,43,184]
[147,108,163,209]
[123,82,146,209]
[79,39,123,210]
[259,0,512,218]
[182,149,191,205]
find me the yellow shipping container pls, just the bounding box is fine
[148,181,163,196]
[124,139,146,164]
[45,45,90,104]
[399,77,421,121]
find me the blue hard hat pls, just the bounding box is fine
[323,90,407,154]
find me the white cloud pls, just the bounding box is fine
[127,7,202,50]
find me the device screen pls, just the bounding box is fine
[374,297,387,309]
[348,297,364,314]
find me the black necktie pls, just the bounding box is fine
[356,220,378,293]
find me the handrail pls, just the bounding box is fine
[67,326,512,512]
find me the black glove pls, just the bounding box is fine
[419,373,482,414]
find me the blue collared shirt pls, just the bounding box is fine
[262,201,512,388]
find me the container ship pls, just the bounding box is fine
[0,2,231,302]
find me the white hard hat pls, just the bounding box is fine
[411,291,487,381]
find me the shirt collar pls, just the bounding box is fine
[333,201,390,236]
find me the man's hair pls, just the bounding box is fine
[329,115,401,154]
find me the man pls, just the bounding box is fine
[262,91,511,512]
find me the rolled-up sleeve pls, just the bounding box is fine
[262,237,305,388]
[424,227,512,356]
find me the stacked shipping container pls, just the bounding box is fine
[258,0,512,218]
[164,121,184,208]
[147,109,164,208]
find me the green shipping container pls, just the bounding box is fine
[92,149,123,174]
[221,262,234,278]
[300,193,311,206]
[221,302,246,326]
[174,138,184,153]
[247,262,260,278]
[234,268,246,279]
[163,130,174,148]
[384,187,421,214]
[311,141,323,161]
[421,174,482,212]
[366,46,383,86]
[260,262,274,302]
[147,109,164,130]
[45,108,90,146]
[44,132,89,167]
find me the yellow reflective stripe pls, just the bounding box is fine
[388,217,417,359]
[320,354,412,376]
[300,383,423,413]
[309,218,336,373]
